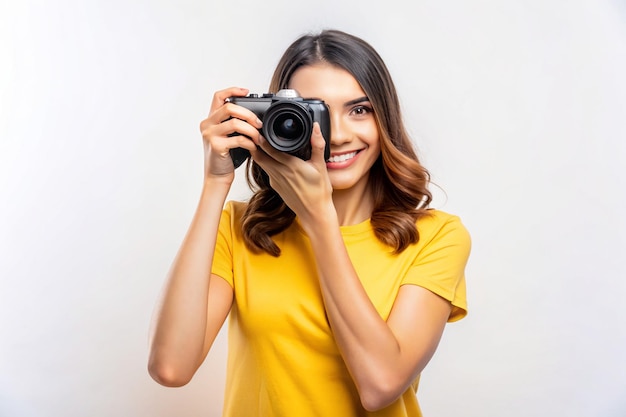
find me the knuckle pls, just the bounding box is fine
[199,118,211,132]
[222,102,236,113]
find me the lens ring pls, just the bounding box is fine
[262,102,312,152]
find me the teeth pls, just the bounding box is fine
[327,151,357,163]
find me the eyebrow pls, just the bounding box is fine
[344,96,370,107]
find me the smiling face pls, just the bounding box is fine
[288,64,381,194]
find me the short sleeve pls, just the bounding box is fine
[212,201,236,287]
[403,214,471,322]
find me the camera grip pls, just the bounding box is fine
[229,147,250,169]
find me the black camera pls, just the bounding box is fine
[227,89,331,168]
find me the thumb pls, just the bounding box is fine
[310,122,328,163]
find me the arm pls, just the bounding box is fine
[253,125,464,410]
[147,87,263,386]
[304,215,453,411]
[147,180,232,387]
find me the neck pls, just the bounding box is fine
[331,181,375,226]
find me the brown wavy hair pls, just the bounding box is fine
[241,29,432,256]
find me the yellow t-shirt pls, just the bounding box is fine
[212,201,471,417]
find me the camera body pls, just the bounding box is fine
[227,89,331,168]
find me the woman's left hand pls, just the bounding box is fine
[250,122,334,225]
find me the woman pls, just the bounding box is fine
[148,29,471,417]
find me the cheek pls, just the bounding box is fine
[357,121,381,147]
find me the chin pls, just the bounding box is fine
[329,175,369,193]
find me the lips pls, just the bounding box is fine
[326,151,358,163]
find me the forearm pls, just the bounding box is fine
[148,178,231,384]
[302,215,413,408]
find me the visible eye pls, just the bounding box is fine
[350,105,373,117]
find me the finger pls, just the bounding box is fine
[225,132,260,153]
[310,122,328,164]
[255,134,293,165]
[201,101,263,137]
[213,116,263,143]
[209,87,249,114]
[221,102,263,130]
[249,141,272,166]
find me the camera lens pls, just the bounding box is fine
[263,101,312,153]
[273,114,304,141]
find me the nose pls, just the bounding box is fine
[329,112,350,146]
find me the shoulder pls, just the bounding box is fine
[224,200,248,212]
[418,209,470,235]
[222,200,249,222]
[416,209,471,251]
[409,210,471,321]
[218,201,250,240]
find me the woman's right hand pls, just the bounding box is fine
[199,87,264,181]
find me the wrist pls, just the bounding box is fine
[299,205,339,237]
[202,174,233,190]
[200,176,232,203]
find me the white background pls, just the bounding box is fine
[1,0,625,416]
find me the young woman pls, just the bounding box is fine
[148,29,471,417]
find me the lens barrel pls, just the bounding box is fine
[262,101,312,153]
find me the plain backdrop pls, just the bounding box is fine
[1,0,625,416]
